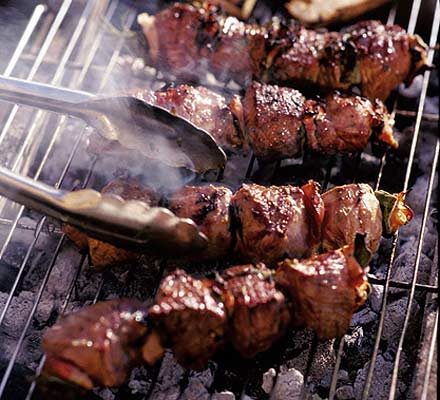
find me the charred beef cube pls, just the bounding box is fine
[303,92,396,154]
[168,185,233,260]
[151,85,243,149]
[209,17,267,85]
[243,82,306,162]
[344,20,424,100]
[321,183,383,260]
[64,178,159,269]
[138,3,217,81]
[267,23,324,88]
[221,264,290,358]
[42,299,150,388]
[231,182,324,264]
[149,269,227,369]
[276,246,370,339]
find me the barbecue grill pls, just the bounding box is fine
[0,1,438,399]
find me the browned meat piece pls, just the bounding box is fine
[63,225,88,251]
[64,178,159,269]
[149,269,227,369]
[276,245,370,339]
[266,23,324,88]
[269,20,429,100]
[345,20,429,100]
[221,264,290,357]
[231,181,324,264]
[42,299,149,388]
[209,16,267,85]
[138,3,215,81]
[141,85,243,149]
[168,184,233,259]
[303,92,396,153]
[243,81,306,161]
[321,183,383,259]
[139,4,429,100]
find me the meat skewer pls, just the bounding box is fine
[138,3,430,100]
[127,80,397,163]
[41,245,369,390]
[65,179,413,268]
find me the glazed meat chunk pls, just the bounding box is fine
[231,181,324,264]
[345,20,428,100]
[303,92,396,153]
[42,299,149,388]
[276,246,370,339]
[209,16,267,85]
[221,264,290,357]
[149,269,227,369]
[138,3,213,81]
[168,185,233,259]
[151,84,243,149]
[243,82,306,161]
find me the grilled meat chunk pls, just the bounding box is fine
[276,246,370,339]
[232,181,324,264]
[208,16,267,85]
[243,81,306,161]
[303,92,396,152]
[168,185,233,259]
[268,19,429,100]
[321,183,383,260]
[139,3,266,85]
[42,299,149,388]
[64,178,159,269]
[139,4,429,100]
[138,3,211,81]
[344,20,428,100]
[139,84,243,149]
[149,269,227,369]
[221,264,290,358]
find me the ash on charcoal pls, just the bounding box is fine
[335,385,354,400]
[391,239,433,290]
[382,297,421,349]
[261,368,276,394]
[149,351,184,400]
[368,285,384,313]
[307,341,336,388]
[354,353,408,399]
[127,366,150,395]
[179,368,215,400]
[270,367,304,400]
[211,391,235,400]
[351,308,377,326]
[0,290,35,338]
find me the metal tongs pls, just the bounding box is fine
[0,75,226,173]
[0,166,208,255]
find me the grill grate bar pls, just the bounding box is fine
[0,0,72,148]
[2,6,46,78]
[362,3,440,396]
[388,138,439,399]
[420,308,438,400]
[0,121,86,330]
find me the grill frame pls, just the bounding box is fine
[0,1,438,399]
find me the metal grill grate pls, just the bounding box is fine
[0,1,438,399]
